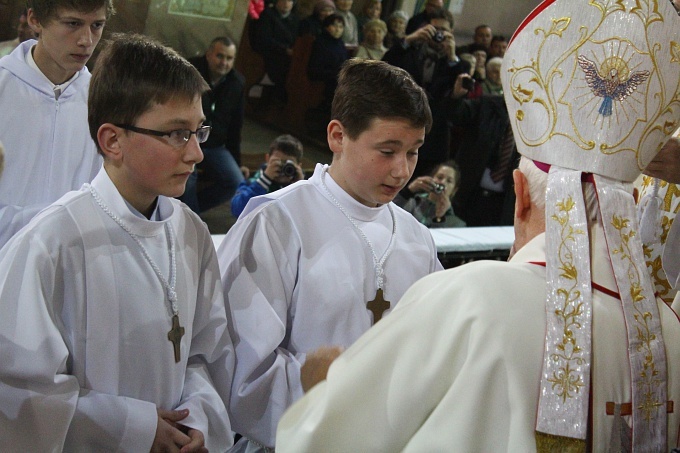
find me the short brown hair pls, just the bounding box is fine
[28,0,115,23]
[88,33,209,154]
[331,59,431,139]
[270,134,304,161]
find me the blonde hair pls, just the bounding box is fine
[363,18,387,34]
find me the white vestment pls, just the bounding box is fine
[277,227,680,452]
[218,163,442,449]
[0,40,101,248]
[0,168,234,452]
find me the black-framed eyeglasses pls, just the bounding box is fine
[115,124,211,148]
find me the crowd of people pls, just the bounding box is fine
[0,0,680,451]
[246,0,513,228]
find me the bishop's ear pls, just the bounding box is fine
[97,124,123,161]
[513,168,531,220]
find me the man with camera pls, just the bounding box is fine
[446,72,518,226]
[383,7,469,180]
[230,134,304,218]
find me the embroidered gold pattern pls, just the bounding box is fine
[639,177,679,305]
[610,214,663,422]
[506,0,680,168]
[547,196,587,401]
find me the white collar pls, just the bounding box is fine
[26,44,80,98]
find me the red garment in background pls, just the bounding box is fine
[249,0,265,19]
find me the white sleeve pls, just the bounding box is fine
[0,231,158,452]
[174,233,234,451]
[0,202,44,248]
[218,205,304,448]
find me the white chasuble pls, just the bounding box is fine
[276,228,680,452]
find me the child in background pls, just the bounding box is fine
[231,134,305,218]
[308,13,349,111]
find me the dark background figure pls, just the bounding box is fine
[356,0,382,43]
[383,7,469,180]
[447,74,518,226]
[488,34,507,58]
[0,9,35,58]
[307,14,349,115]
[253,0,299,103]
[405,0,442,34]
[456,23,492,55]
[334,0,358,48]
[298,0,335,38]
[181,36,246,214]
[383,9,408,49]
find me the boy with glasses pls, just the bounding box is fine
[0,0,114,248]
[0,34,235,452]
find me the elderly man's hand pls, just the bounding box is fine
[644,137,680,184]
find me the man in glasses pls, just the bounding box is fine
[0,34,235,452]
[0,0,113,249]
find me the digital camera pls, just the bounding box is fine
[432,30,445,43]
[281,160,297,178]
[433,182,445,194]
[461,77,475,91]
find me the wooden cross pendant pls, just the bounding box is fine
[167,314,185,363]
[367,288,391,324]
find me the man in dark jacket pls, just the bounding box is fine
[405,0,443,34]
[383,7,469,179]
[446,74,518,226]
[181,36,246,214]
[253,0,299,103]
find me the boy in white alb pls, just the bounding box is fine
[218,59,443,451]
[0,34,234,452]
[0,0,113,248]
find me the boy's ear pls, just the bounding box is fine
[26,9,43,35]
[97,124,123,161]
[327,120,344,155]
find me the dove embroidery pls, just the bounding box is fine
[577,54,650,116]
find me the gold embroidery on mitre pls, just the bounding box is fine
[610,214,664,422]
[547,196,587,401]
[506,1,680,169]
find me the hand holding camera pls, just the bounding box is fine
[461,77,475,92]
[265,158,302,182]
[453,74,475,99]
[408,176,445,195]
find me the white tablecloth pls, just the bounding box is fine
[212,227,514,254]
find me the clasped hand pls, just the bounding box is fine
[152,408,207,453]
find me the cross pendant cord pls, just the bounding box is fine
[320,168,397,290]
[88,185,183,362]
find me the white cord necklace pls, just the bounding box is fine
[88,184,185,362]
[320,167,396,322]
